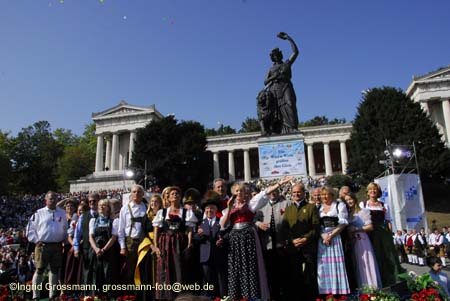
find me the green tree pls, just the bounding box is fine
[239,117,261,133]
[79,122,97,155]
[205,124,237,136]
[55,123,96,191]
[53,128,78,146]
[299,115,346,127]
[56,144,95,191]
[132,116,209,191]
[10,121,63,194]
[348,87,450,184]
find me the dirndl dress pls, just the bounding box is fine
[317,201,350,295]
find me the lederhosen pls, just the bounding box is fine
[414,234,426,258]
[123,203,147,286]
[125,203,146,251]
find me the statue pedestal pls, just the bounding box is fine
[257,133,307,179]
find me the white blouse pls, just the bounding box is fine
[319,201,348,225]
[89,217,119,236]
[152,208,198,228]
[359,201,392,222]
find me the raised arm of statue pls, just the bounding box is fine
[277,32,299,66]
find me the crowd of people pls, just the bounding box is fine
[1,180,449,301]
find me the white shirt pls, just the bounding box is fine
[430,233,444,246]
[118,201,147,249]
[26,207,68,243]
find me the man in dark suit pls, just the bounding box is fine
[281,183,320,301]
[193,196,227,298]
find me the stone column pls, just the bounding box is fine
[105,137,112,170]
[442,99,450,144]
[111,133,119,171]
[95,135,104,172]
[213,152,220,179]
[340,140,348,174]
[243,149,251,182]
[421,101,430,116]
[128,131,136,167]
[228,150,235,181]
[323,142,332,176]
[307,143,316,177]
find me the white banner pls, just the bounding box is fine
[258,141,307,178]
[375,174,427,232]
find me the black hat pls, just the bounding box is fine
[183,188,201,205]
[201,190,222,211]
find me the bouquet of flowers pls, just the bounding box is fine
[399,271,447,301]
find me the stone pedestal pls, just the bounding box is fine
[257,133,307,179]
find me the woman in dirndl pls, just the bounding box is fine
[345,192,381,289]
[360,182,405,287]
[89,199,119,297]
[135,194,163,300]
[153,186,198,301]
[64,202,87,285]
[317,186,350,296]
[220,176,292,301]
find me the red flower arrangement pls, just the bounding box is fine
[280,208,285,215]
[409,287,441,301]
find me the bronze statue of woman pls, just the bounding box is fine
[263,32,299,134]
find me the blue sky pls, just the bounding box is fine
[1,0,449,135]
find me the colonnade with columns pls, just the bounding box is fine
[420,99,450,145]
[212,148,255,182]
[95,131,136,173]
[209,139,350,181]
[306,140,349,177]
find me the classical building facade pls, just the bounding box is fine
[69,65,450,192]
[406,65,450,146]
[206,124,352,182]
[69,101,164,192]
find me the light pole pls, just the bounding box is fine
[123,170,134,191]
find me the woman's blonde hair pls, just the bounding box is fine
[161,186,173,208]
[147,194,163,219]
[320,186,336,200]
[366,182,382,198]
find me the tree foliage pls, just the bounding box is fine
[299,115,347,127]
[9,121,63,194]
[55,123,96,191]
[0,122,96,194]
[205,124,237,136]
[132,116,209,191]
[348,87,450,184]
[239,117,261,133]
[56,144,95,191]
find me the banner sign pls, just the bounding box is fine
[258,141,307,178]
[375,174,427,232]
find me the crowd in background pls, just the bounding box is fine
[1,179,450,301]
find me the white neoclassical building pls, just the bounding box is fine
[69,65,450,192]
[406,65,450,146]
[69,101,164,192]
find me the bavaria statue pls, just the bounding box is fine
[257,32,299,136]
